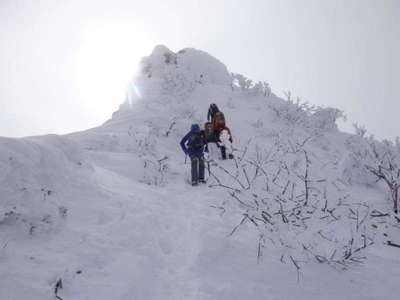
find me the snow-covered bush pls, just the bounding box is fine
[353,123,367,137]
[231,73,271,97]
[309,107,345,131]
[268,96,315,128]
[0,186,64,235]
[209,133,384,270]
[128,124,157,156]
[250,81,271,97]
[268,95,344,135]
[231,73,253,91]
[140,156,169,186]
[346,134,400,213]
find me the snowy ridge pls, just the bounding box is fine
[1,45,399,300]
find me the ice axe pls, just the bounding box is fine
[204,152,211,176]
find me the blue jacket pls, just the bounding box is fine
[180,131,208,156]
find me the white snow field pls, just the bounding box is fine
[1,45,400,300]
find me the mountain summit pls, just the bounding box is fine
[139,45,231,85]
[1,46,399,300]
[120,45,231,111]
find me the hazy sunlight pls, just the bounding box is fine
[71,23,156,119]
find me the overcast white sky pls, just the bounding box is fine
[0,0,398,139]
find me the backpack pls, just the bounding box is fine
[214,111,225,126]
[188,131,204,149]
[204,122,217,142]
[210,104,219,116]
[208,104,220,121]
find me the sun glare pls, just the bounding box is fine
[71,23,156,120]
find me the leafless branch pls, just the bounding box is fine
[228,215,247,236]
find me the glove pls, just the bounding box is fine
[229,137,233,143]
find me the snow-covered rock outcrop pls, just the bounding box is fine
[120,45,231,110]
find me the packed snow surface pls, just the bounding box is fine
[1,45,399,300]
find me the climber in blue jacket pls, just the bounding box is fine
[180,124,208,186]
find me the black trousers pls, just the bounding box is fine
[190,153,205,183]
[220,145,226,159]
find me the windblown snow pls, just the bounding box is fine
[1,45,399,300]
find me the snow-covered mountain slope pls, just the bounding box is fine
[1,45,400,300]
